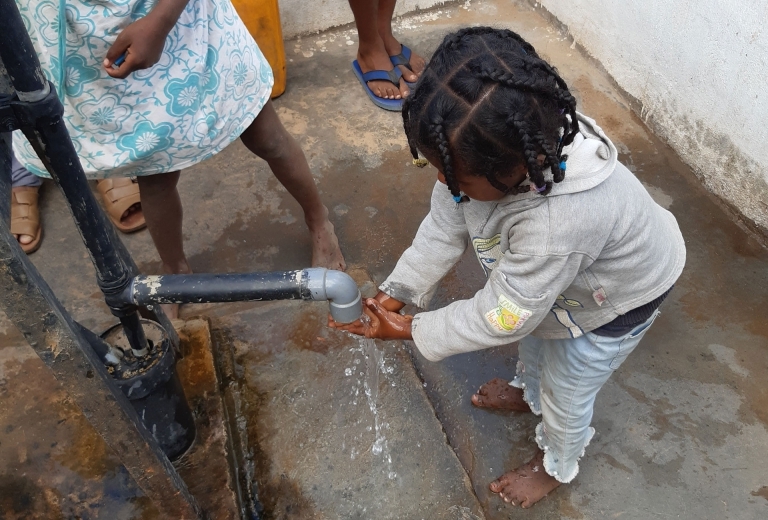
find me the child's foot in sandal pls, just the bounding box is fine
[97,178,146,233]
[11,186,42,254]
[471,377,532,412]
[490,449,561,508]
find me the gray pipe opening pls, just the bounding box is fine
[304,268,362,324]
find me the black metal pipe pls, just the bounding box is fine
[0,132,11,227]
[0,2,48,97]
[128,271,310,305]
[0,209,202,519]
[0,0,150,354]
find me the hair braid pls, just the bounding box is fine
[508,115,552,194]
[472,65,558,98]
[402,95,420,162]
[429,116,461,199]
[494,28,538,56]
[533,130,565,183]
[528,60,581,148]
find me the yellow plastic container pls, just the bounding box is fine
[231,0,287,98]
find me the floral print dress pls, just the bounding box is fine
[13,0,273,178]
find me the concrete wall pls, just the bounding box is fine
[535,0,768,235]
[278,0,448,38]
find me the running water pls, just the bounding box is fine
[357,316,396,479]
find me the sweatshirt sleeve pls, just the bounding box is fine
[379,181,469,308]
[410,250,586,361]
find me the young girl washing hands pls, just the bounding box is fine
[330,27,686,508]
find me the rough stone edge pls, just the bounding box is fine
[519,0,768,246]
[180,316,256,520]
[207,321,265,520]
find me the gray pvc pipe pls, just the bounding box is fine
[304,268,362,324]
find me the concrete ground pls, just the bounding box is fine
[2,0,768,518]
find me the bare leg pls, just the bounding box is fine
[376,0,425,81]
[348,0,409,99]
[240,101,345,271]
[489,449,561,508]
[137,171,191,319]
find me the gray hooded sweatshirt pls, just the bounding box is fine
[380,114,686,362]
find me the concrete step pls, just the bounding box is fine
[207,299,484,519]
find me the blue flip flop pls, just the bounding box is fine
[389,44,419,87]
[352,60,404,111]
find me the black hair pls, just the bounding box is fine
[403,27,579,197]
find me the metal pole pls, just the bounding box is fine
[0,0,178,353]
[0,183,202,519]
[0,132,10,227]
[0,57,13,228]
[0,1,199,515]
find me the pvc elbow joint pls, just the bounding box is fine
[304,268,362,324]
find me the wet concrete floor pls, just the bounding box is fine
[2,0,768,518]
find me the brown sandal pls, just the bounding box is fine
[96,178,146,233]
[11,186,43,254]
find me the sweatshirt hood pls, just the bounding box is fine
[498,112,618,203]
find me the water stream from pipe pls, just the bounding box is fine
[358,315,396,479]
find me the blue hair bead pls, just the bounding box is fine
[559,161,567,171]
[453,195,463,203]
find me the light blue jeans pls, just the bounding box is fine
[510,309,661,483]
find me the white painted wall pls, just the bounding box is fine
[536,0,768,233]
[278,0,447,38]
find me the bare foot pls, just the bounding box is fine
[308,214,346,271]
[357,43,410,100]
[157,261,191,320]
[381,34,426,83]
[490,450,561,508]
[471,377,532,412]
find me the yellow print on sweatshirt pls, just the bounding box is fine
[485,294,533,333]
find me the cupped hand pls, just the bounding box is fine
[103,15,170,78]
[328,298,413,341]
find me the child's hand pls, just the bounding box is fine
[328,298,413,341]
[103,15,171,78]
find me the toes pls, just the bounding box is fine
[19,234,34,245]
[471,394,483,406]
[401,68,418,82]
[489,480,503,493]
[502,494,517,506]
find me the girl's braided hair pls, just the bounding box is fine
[403,27,579,197]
